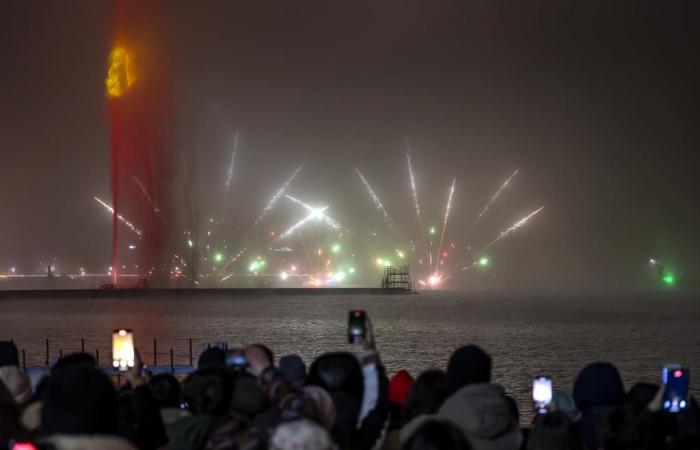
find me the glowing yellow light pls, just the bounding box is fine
[106,47,135,97]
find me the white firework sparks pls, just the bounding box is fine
[464,169,519,245]
[355,168,399,231]
[225,131,239,190]
[435,177,456,272]
[285,195,342,230]
[94,196,143,237]
[463,206,544,270]
[407,151,430,263]
[221,246,248,274]
[253,165,304,226]
[280,206,329,238]
[133,176,165,222]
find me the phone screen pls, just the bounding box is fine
[533,376,553,414]
[112,329,135,371]
[348,310,366,344]
[225,349,247,368]
[662,366,689,413]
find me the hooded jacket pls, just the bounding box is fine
[400,383,521,450]
[573,362,625,450]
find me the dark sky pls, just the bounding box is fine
[1,0,699,289]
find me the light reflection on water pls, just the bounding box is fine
[1,291,698,420]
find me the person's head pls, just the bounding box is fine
[251,343,274,367]
[527,411,585,450]
[197,347,226,369]
[573,362,624,411]
[148,373,181,409]
[41,366,119,435]
[403,419,472,450]
[0,366,32,405]
[306,352,364,432]
[0,341,19,367]
[389,369,414,407]
[404,369,449,422]
[182,367,235,416]
[50,352,98,374]
[446,345,491,396]
[270,419,337,450]
[303,385,336,431]
[280,354,307,389]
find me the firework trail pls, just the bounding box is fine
[462,206,544,270]
[94,196,143,237]
[253,165,304,226]
[463,169,519,246]
[280,207,329,238]
[133,176,165,222]
[355,168,399,231]
[225,131,239,190]
[220,246,248,274]
[285,195,342,230]
[435,178,456,272]
[407,151,430,263]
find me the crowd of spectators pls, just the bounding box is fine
[0,315,697,450]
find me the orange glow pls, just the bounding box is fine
[106,47,136,97]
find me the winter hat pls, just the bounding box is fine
[303,385,336,431]
[41,366,119,435]
[197,347,226,369]
[0,341,19,367]
[446,345,492,395]
[388,369,414,406]
[270,419,337,450]
[0,365,32,404]
[573,362,624,411]
[280,354,307,389]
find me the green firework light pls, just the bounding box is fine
[479,257,490,267]
[331,243,341,253]
[429,226,437,235]
[663,273,675,286]
[187,239,194,248]
[213,252,224,263]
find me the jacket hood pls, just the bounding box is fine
[446,345,491,396]
[167,414,221,450]
[573,362,624,410]
[0,365,32,405]
[438,383,521,450]
[43,434,137,450]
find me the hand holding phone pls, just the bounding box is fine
[348,310,367,345]
[112,329,135,372]
[662,365,689,413]
[533,376,553,414]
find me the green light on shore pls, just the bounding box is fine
[663,273,675,285]
[479,257,490,267]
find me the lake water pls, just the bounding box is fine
[1,291,698,420]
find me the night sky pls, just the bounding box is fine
[1,1,699,289]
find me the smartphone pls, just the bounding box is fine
[225,349,247,369]
[112,329,135,371]
[662,365,689,413]
[348,310,367,344]
[532,376,553,414]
